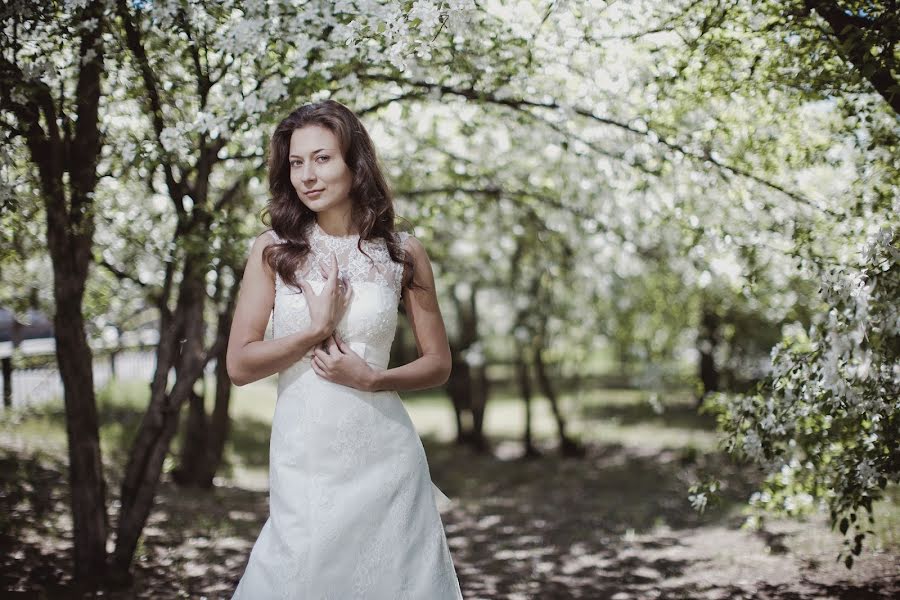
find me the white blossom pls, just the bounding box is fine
[742,429,763,460]
[689,492,707,511]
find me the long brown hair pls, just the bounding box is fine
[261,99,418,293]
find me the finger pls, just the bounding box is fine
[298,279,311,296]
[312,357,327,377]
[313,347,329,362]
[327,334,341,354]
[328,252,339,282]
[333,331,346,353]
[325,272,339,295]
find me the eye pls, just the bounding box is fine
[289,159,301,167]
[316,155,329,162]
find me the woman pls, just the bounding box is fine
[226,99,464,599]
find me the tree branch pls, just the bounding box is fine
[115,0,185,216]
[804,0,900,115]
[97,258,149,288]
[357,72,841,217]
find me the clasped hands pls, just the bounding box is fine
[310,331,376,392]
[296,251,376,391]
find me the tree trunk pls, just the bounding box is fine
[803,0,900,116]
[111,248,208,576]
[472,360,489,445]
[54,266,109,581]
[171,385,208,486]
[202,347,234,485]
[1,0,110,581]
[2,357,11,408]
[698,301,720,406]
[445,282,490,452]
[445,354,473,443]
[173,283,238,488]
[515,350,540,458]
[533,345,585,457]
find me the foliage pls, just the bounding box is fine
[642,0,900,567]
[706,221,899,567]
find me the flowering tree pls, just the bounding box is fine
[0,0,110,580]
[671,0,900,566]
[705,224,899,567]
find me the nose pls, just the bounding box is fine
[301,162,316,183]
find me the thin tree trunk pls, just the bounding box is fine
[200,273,240,487]
[202,345,233,485]
[174,280,238,488]
[472,360,489,444]
[516,350,540,458]
[445,354,473,443]
[111,249,208,575]
[698,300,720,406]
[2,357,11,408]
[172,385,208,486]
[444,282,490,451]
[465,284,489,452]
[533,345,585,457]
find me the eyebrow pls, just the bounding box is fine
[288,148,333,158]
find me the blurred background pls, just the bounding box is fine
[1,0,897,598]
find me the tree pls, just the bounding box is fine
[0,2,108,579]
[0,0,110,582]
[656,0,899,564]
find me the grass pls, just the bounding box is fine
[1,376,895,542]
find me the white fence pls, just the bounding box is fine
[1,350,158,410]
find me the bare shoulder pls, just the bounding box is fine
[247,230,279,277]
[253,229,279,249]
[400,233,429,261]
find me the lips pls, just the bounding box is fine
[306,188,324,196]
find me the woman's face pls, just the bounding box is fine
[289,125,353,215]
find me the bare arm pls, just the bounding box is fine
[368,235,452,392]
[225,232,328,387]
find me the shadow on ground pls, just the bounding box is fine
[421,435,899,599]
[1,402,897,599]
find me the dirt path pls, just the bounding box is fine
[1,432,897,599]
[426,438,898,599]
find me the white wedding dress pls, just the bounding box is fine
[231,221,464,599]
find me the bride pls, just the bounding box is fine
[225,99,464,599]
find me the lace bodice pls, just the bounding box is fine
[269,221,410,392]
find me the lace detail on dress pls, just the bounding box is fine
[268,224,411,393]
[268,223,408,300]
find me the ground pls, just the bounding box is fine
[0,381,897,599]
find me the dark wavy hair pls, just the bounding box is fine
[261,99,419,294]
